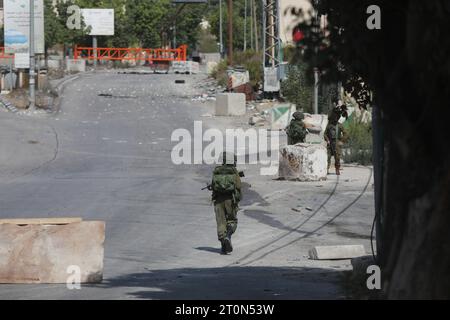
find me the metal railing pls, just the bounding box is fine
[74,45,187,62]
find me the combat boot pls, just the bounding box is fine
[224,226,233,253]
[220,239,228,255]
[223,237,233,253]
[336,167,341,176]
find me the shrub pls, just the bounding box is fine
[343,115,373,165]
[210,50,262,88]
[281,63,314,113]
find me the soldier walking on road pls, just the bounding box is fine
[286,111,308,145]
[208,152,243,254]
[324,120,348,175]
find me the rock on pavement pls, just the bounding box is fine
[309,245,367,260]
[279,144,328,181]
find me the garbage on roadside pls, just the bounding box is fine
[226,66,250,89]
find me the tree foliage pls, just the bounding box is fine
[207,0,261,52]
[43,0,206,51]
[44,0,89,51]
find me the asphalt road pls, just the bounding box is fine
[0,70,374,299]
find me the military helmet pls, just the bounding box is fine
[293,111,304,120]
[221,152,237,166]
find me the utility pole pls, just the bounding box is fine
[29,0,36,111]
[219,0,223,57]
[313,0,320,114]
[227,0,233,66]
[173,22,177,48]
[244,0,247,51]
[250,0,253,50]
[93,36,98,68]
[252,0,258,51]
[314,68,319,114]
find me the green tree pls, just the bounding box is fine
[207,0,259,52]
[44,0,89,59]
[292,0,450,298]
[281,62,314,113]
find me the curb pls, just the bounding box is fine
[0,96,19,113]
[48,70,97,114]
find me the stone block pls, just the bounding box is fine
[215,93,246,116]
[309,245,366,260]
[66,59,86,73]
[0,220,105,284]
[47,59,61,70]
[279,144,327,181]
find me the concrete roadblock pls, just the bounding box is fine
[0,218,105,284]
[66,59,86,73]
[215,93,246,116]
[279,144,328,181]
[309,245,366,260]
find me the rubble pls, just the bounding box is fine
[279,143,328,181]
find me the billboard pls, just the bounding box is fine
[81,9,115,36]
[4,0,45,68]
[4,0,45,54]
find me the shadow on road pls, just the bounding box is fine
[88,266,348,299]
[195,247,223,254]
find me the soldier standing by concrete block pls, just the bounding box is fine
[324,119,348,175]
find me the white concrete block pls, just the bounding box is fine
[172,61,200,74]
[215,93,246,116]
[0,221,105,283]
[279,144,327,181]
[66,59,86,72]
[47,59,61,69]
[309,245,366,260]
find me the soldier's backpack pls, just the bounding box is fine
[287,120,307,142]
[212,166,237,194]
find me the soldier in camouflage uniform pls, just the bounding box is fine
[209,152,242,254]
[324,119,348,175]
[286,111,308,145]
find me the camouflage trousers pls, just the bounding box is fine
[214,199,238,241]
[327,144,342,170]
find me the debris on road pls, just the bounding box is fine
[309,245,366,260]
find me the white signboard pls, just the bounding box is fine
[264,67,281,92]
[14,53,30,69]
[81,9,115,36]
[4,0,45,68]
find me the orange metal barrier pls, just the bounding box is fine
[0,47,14,59]
[74,45,187,62]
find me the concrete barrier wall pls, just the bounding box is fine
[215,93,246,116]
[0,220,105,284]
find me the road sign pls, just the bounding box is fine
[3,0,45,65]
[81,9,115,36]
